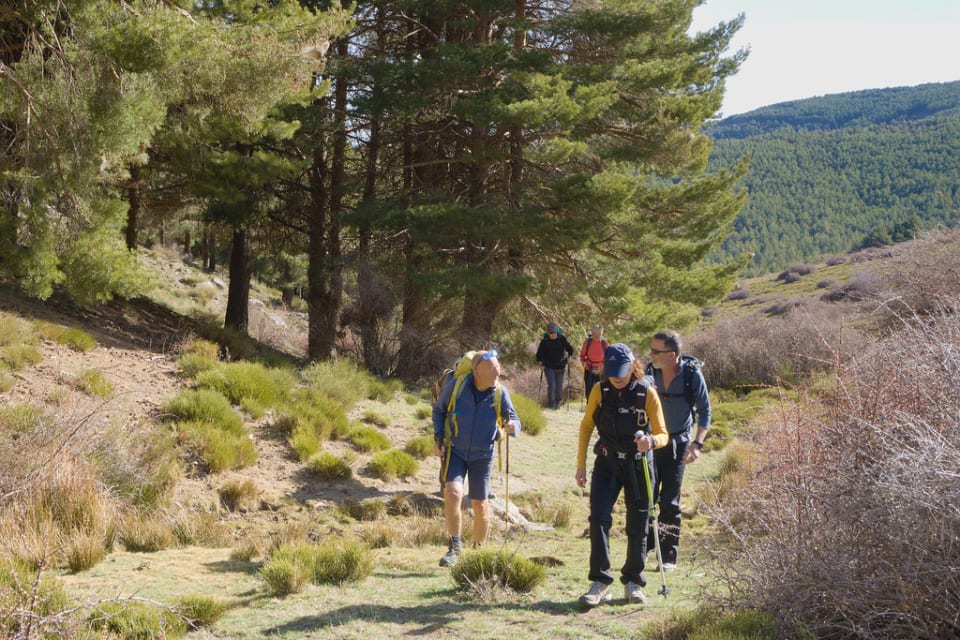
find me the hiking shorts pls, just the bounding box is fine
[444,449,494,500]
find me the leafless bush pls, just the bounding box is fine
[705,301,960,639]
[825,255,846,266]
[777,264,816,282]
[762,298,805,316]
[871,229,960,314]
[687,301,865,389]
[725,284,751,301]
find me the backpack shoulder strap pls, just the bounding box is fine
[445,373,472,441]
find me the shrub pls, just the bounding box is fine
[301,360,371,408]
[312,539,374,585]
[0,403,46,434]
[413,405,432,420]
[74,368,114,398]
[276,389,350,441]
[706,303,960,639]
[450,550,545,594]
[122,516,175,552]
[368,449,419,480]
[181,338,221,359]
[0,559,69,637]
[349,425,392,453]
[0,343,42,370]
[218,479,259,512]
[510,392,545,436]
[260,546,314,596]
[307,452,352,480]
[176,353,219,378]
[367,377,401,402]
[87,601,186,639]
[66,531,108,573]
[176,595,228,630]
[261,540,374,595]
[52,326,98,351]
[178,420,257,473]
[163,389,244,435]
[0,312,34,347]
[404,435,434,459]
[290,424,320,461]
[169,510,230,547]
[361,409,390,427]
[339,498,387,522]
[0,367,13,392]
[724,284,751,301]
[195,361,295,415]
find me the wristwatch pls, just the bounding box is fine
[691,440,704,450]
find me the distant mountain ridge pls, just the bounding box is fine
[707,81,960,274]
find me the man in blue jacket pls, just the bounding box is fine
[433,350,521,567]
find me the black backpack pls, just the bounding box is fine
[645,355,702,415]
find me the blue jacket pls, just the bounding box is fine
[433,374,521,462]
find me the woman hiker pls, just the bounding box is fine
[574,343,668,607]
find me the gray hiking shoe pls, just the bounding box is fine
[578,581,612,608]
[439,538,461,567]
[659,562,676,572]
[625,582,646,604]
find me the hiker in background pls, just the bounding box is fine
[575,343,668,607]
[433,350,521,567]
[579,325,608,400]
[536,321,574,409]
[644,330,711,572]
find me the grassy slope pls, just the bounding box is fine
[59,398,723,640]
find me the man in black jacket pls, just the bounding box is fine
[536,322,574,409]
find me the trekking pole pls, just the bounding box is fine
[636,431,670,598]
[564,360,571,412]
[538,368,543,406]
[504,434,510,523]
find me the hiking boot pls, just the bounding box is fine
[578,581,612,608]
[625,582,646,604]
[659,562,676,572]
[439,537,462,567]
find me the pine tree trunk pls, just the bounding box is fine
[396,252,430,382]
[125,163,141,250]
[224,226,250,333]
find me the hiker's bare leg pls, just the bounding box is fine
[472,498,490,546]
[444,481,464,537]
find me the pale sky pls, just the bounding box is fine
[690,0,960,116]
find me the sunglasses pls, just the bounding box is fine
[649,348,674,355]
[481,349,498,360]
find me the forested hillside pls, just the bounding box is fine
[708,81,960,274]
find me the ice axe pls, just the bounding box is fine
[636,430,671,598]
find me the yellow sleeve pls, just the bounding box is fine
[645,386,669,449]
[576,383,603,470]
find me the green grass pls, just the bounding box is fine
[260,540,374,596]
[510,391,546,435]
[87,600,186,639]
[0,403,46,433]
[75,368,114,398]
[368,449,419,480]
[361,408,390,427]
[308,452,353,480]
[195,361,296,417]
[404,435,434,459]
[450,549,546,594]
[163,389,245,435]
[349,425,392,453]
[276,389,351,442]
[0,343,42,370]
[301,360,373,409]
[33,321,97,351]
